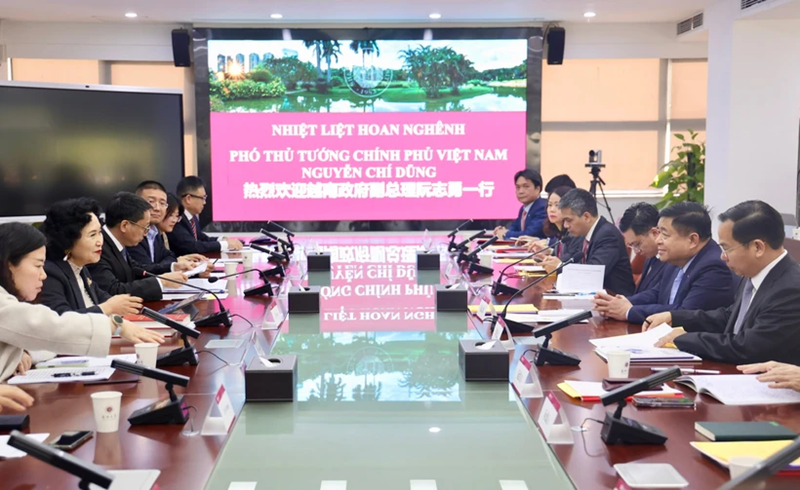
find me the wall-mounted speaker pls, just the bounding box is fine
[546,27,566,65]
[171,29,191,67]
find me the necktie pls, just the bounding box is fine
[581,240,589,264]
[733,279,755,334]
[521,209,528,231]
[147,227,158,261]
[121,247,129,264]
[190,216,198,240]
[669,268,685,304]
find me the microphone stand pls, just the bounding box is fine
[139,307,200,367]
[146,272,232,327]
[251,243,290,263]
[492,240,561,296]
[209,268,281,298]
[446,219,474,252]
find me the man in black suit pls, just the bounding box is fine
[648,200,800,365]
[128,180,207,274]
[619,202,672,294]
[595,202,734,323]
[87,192,188,302]
[542,188,635,295]
[167,176,244,256]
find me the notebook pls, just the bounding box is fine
[123,313,191,329]
[694,421,797,442]
[590,324,702,363]
[690,440,800,471]
[675,375,800,406]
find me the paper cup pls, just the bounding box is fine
[729,456,763,480]
[607,350,631,378]
[91,391,122,433]
[242,251,253,268]
[479,251,493,268]
[134,342,159,368]
[224,262,237,275]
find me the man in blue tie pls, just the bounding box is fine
[167,176,244,256]
[595,202,734,323]
[648,201,800,365]
[493,169,548,241]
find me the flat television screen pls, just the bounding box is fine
[0,83,185,217]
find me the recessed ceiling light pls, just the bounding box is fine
[429,427,441,433]
[584,12,596,18]
[125,12,138,18]
[429,13,442,20]
[271,13,283,19]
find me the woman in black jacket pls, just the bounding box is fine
[38,198,142,316]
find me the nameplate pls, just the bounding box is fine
[201,384,236,436]
[536,391,574,445]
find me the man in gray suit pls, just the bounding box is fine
[646,200,800,365]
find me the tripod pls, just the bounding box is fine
[587,164,614,224]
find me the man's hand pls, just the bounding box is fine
[593,292,632,321]
[654,327,685,348]
[515,236,536,246]
[494,227,508,240]
[739,362,800,392]
[0,385,34,412]
[526,239,549,254]
[227,238,244,251]
[643,312,672,331]
[119,320,166,345]
[99,294,143,316]
[540,255,561,273]
[15,352,32,375]
[178,254,207,263]
[158,271,188,287]
[172,261,195,273]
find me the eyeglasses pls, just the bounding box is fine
[721,242,748,258]
[125,220,150,233]
[184,194,207,203]
[628,241,643,253]
[146,199,168,209]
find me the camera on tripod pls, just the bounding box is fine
[585,149,605,168]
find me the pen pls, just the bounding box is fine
[651,367,720,374]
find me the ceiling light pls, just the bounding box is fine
[125,12,138,18]
[271,13,283,19]
[429,13,442,20]
[429,427,441,433]
[584,12,596,18]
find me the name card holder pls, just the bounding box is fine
[200,384,236,436]
[511,355,543,399]
[536,391,574,445]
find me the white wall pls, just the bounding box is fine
[0,20,8,81]
[562,22,707,60]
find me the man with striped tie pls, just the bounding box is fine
[493,169,548,241]
[167,176,244,256]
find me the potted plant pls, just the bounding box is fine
[651,130,705,209]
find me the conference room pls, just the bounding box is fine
[2,0,800,489]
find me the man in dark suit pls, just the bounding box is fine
[493,169,548,241]
[620,202,672,294]
[167,176,244,256]
[128,180,206,274]
[542,188,635,296]
[595,202,734,323]
[87,192,188,302]
[648,200,800,365]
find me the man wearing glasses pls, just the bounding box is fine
[595,202,734,324]
[88,192,188,302]
[647,200,800,365]
[168,176,244,255]
[128,181,208,274]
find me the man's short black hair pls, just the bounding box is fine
[135,180,167,195]
[41,198,102,259]
[177,176,206,198]
[558,188,598,217]
[105,192,152,229]
[513,169,542,189]
[659,202,712,240]
[619,202,660,236]
[545,174,576,194]
[718,200,786,249]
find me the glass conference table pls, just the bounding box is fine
[204,240,575,490]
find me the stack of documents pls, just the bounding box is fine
[675,375,800,405]
[467,303,538,318]
[11,354,137,385]
[163,278,226,294]
[514,264,546,274]
[505,309,590,325]
[557,380,682,402]
[691,440,800,472]
[589,323,702,362]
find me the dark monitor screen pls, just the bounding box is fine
[0,83,184,216]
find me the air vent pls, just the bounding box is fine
[741,0,771,10]
[676,12,704,35]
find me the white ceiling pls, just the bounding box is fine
[0,0,719,24]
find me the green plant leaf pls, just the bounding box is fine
[674,133,685,141]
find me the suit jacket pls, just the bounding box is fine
[166,215,222,256]
[39,259,111,315]
[549,231,582,263]
[672,254,800,365]
[127,231,177,275]
[505,198,547,240]
[626,240,734,324]
[583,216,636,296]
[86,229,163,301]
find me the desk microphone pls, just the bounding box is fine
[266,221,296,237]
[110,359,191,425]
[145,272,232,328]
[208,268,269,283]
[446,219,474,252]
[250,243,290,262]
[454,229,490,254]
[460,235,498,266]
[259,228,294,253]
[139,307,200,367]
[492,239,562,296]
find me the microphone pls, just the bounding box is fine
[251,243,290,262]
[111,359,191,425]
[145,272,232,328]
[259,228,294,252]
[493,257,576,334]
[208,268,270,283]
[8,431,115,489]
[207,267,282,297]
[447,219,473,238]
[454,229,490,254]
[266,221,295,237]
[140,307,200,367]
[530,310,592,366]
[460,235,498,265]
[600,366,682,445]
[492,239,562,296]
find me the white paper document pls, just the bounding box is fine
[675,375,800,405]
[186,261,208,277]
[0,433,49,459]
[9,366,116,385]
[34,354,136,370]
[555,264,605,293]
[163,278,226,293]
[514,265,546,273]
[590,323,701,362]
[505,310,591,325]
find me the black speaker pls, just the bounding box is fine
[171,29,191,67]
[546,27,565,65]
